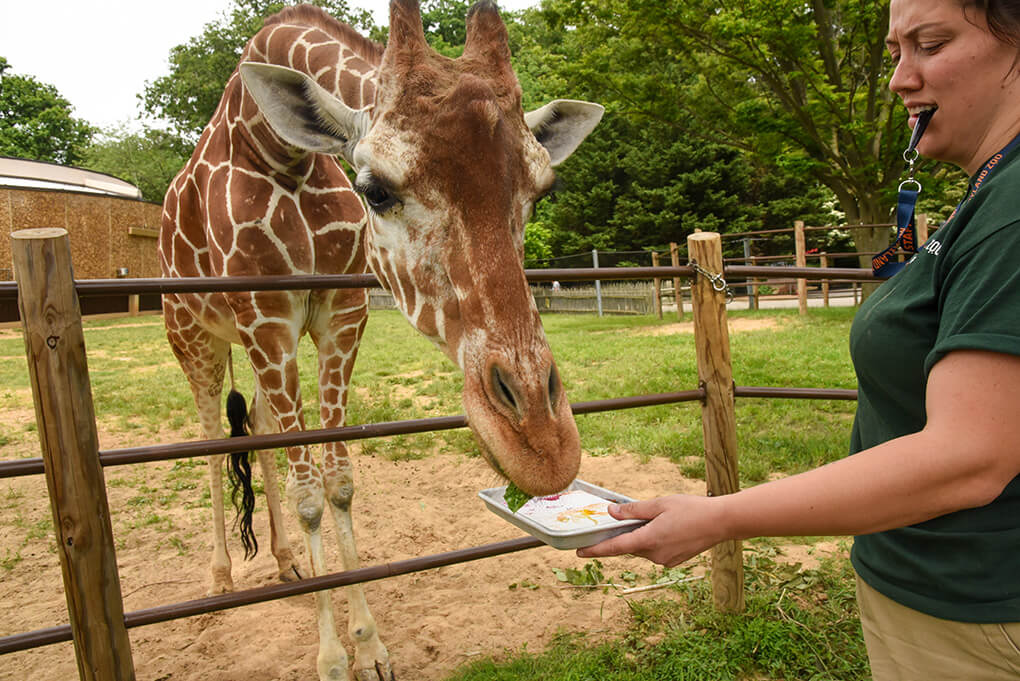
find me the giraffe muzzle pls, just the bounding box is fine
[469,353,580,496]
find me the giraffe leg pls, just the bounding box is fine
[206,452,234,594]
[165,324,234,595]
[323,451,392,681]
[234,304,351,681]
[250,390,301,582]
[313,300,393,681]
[287,468,350,681]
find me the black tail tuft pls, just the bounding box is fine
[226,389,258,560]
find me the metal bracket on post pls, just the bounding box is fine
[689,259,735,303]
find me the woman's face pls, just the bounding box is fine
[887,0,1020,174]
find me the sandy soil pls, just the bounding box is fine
[2,441,733,681]
[628,317,784,336]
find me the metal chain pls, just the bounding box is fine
[689,259,735,303]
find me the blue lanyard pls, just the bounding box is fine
[872,112,932,277]
[873,124,1020,277]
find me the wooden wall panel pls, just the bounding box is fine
[0,188,161,281]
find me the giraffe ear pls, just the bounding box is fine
[524,100,605,167]
[239,62,370,164]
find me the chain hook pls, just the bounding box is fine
[689,259,734,303]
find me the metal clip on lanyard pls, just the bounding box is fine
[872,109,935,277]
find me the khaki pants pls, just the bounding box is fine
[856,574,1020,681]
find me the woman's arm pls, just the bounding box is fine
[577,349,1020,566]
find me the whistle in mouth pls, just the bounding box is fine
[907,108,936,155]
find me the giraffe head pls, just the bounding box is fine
[240,0,602,496]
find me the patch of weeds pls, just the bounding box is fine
[156,493,178,507]
[433,430,481,458]
[26,518,52,540]
[1,548,23,571]
[132,513,173,531]
[551,560,606,589]
[167,536,188,555]
[185,485,212,509]
[126,495,152,508]
[2,487,24,509]
[508,579,540,591]
[170,478,197,492]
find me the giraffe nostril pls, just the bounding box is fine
[490,364,523,418]
[547,363,560,410]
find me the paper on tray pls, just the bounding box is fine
[516,490,617,530]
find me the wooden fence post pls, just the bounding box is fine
[12,228,136,681]
[820,252,830,308]
[750,255,760,308]
[651,251,663,319]
[670,242,684,320]
[794,220,807,315]
[916,213,929,245]
[687,231,745,613]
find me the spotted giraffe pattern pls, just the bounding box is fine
[160,7,393,681]
[161,2,599,679]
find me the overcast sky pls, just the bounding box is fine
[1,1,538,131]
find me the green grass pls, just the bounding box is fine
[446,547,867,681]
[0,308,858,473]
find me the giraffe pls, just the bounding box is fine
[159,2,603,680]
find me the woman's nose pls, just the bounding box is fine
[889,54,922,95]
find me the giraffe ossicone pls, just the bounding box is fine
[161,1,602,679]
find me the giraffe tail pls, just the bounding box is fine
[226,388,258,560]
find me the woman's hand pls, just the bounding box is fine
[576,494,727,567]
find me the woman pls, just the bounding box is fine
[578,1,1020,678]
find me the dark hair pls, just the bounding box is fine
[969,1,1020,43]
[965,0,1020,68]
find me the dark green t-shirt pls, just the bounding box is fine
[848,146,1020,623]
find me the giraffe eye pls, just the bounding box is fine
[355,178,398,214]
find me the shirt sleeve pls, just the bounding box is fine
[925,219,1020,375]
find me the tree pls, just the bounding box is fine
[535,0,958,264]
[142,0,376,143]
[0,57,94,165]
[421,0,471,49]
[531,112,833,258]
[81,126,191,203]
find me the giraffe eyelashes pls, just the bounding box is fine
[354,175,400,214]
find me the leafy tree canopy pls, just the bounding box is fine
[529,112,834,261]
[0,57,95,165]
[531,0,965,261]
[81,126,191,203]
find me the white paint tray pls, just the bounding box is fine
[478,479,647,550]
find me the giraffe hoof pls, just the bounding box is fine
[209,565,233,594]
[354,661,394,681]
[207,581,233,596]
[279,564,303,582]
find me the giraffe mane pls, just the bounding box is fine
[263,4,385,65]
